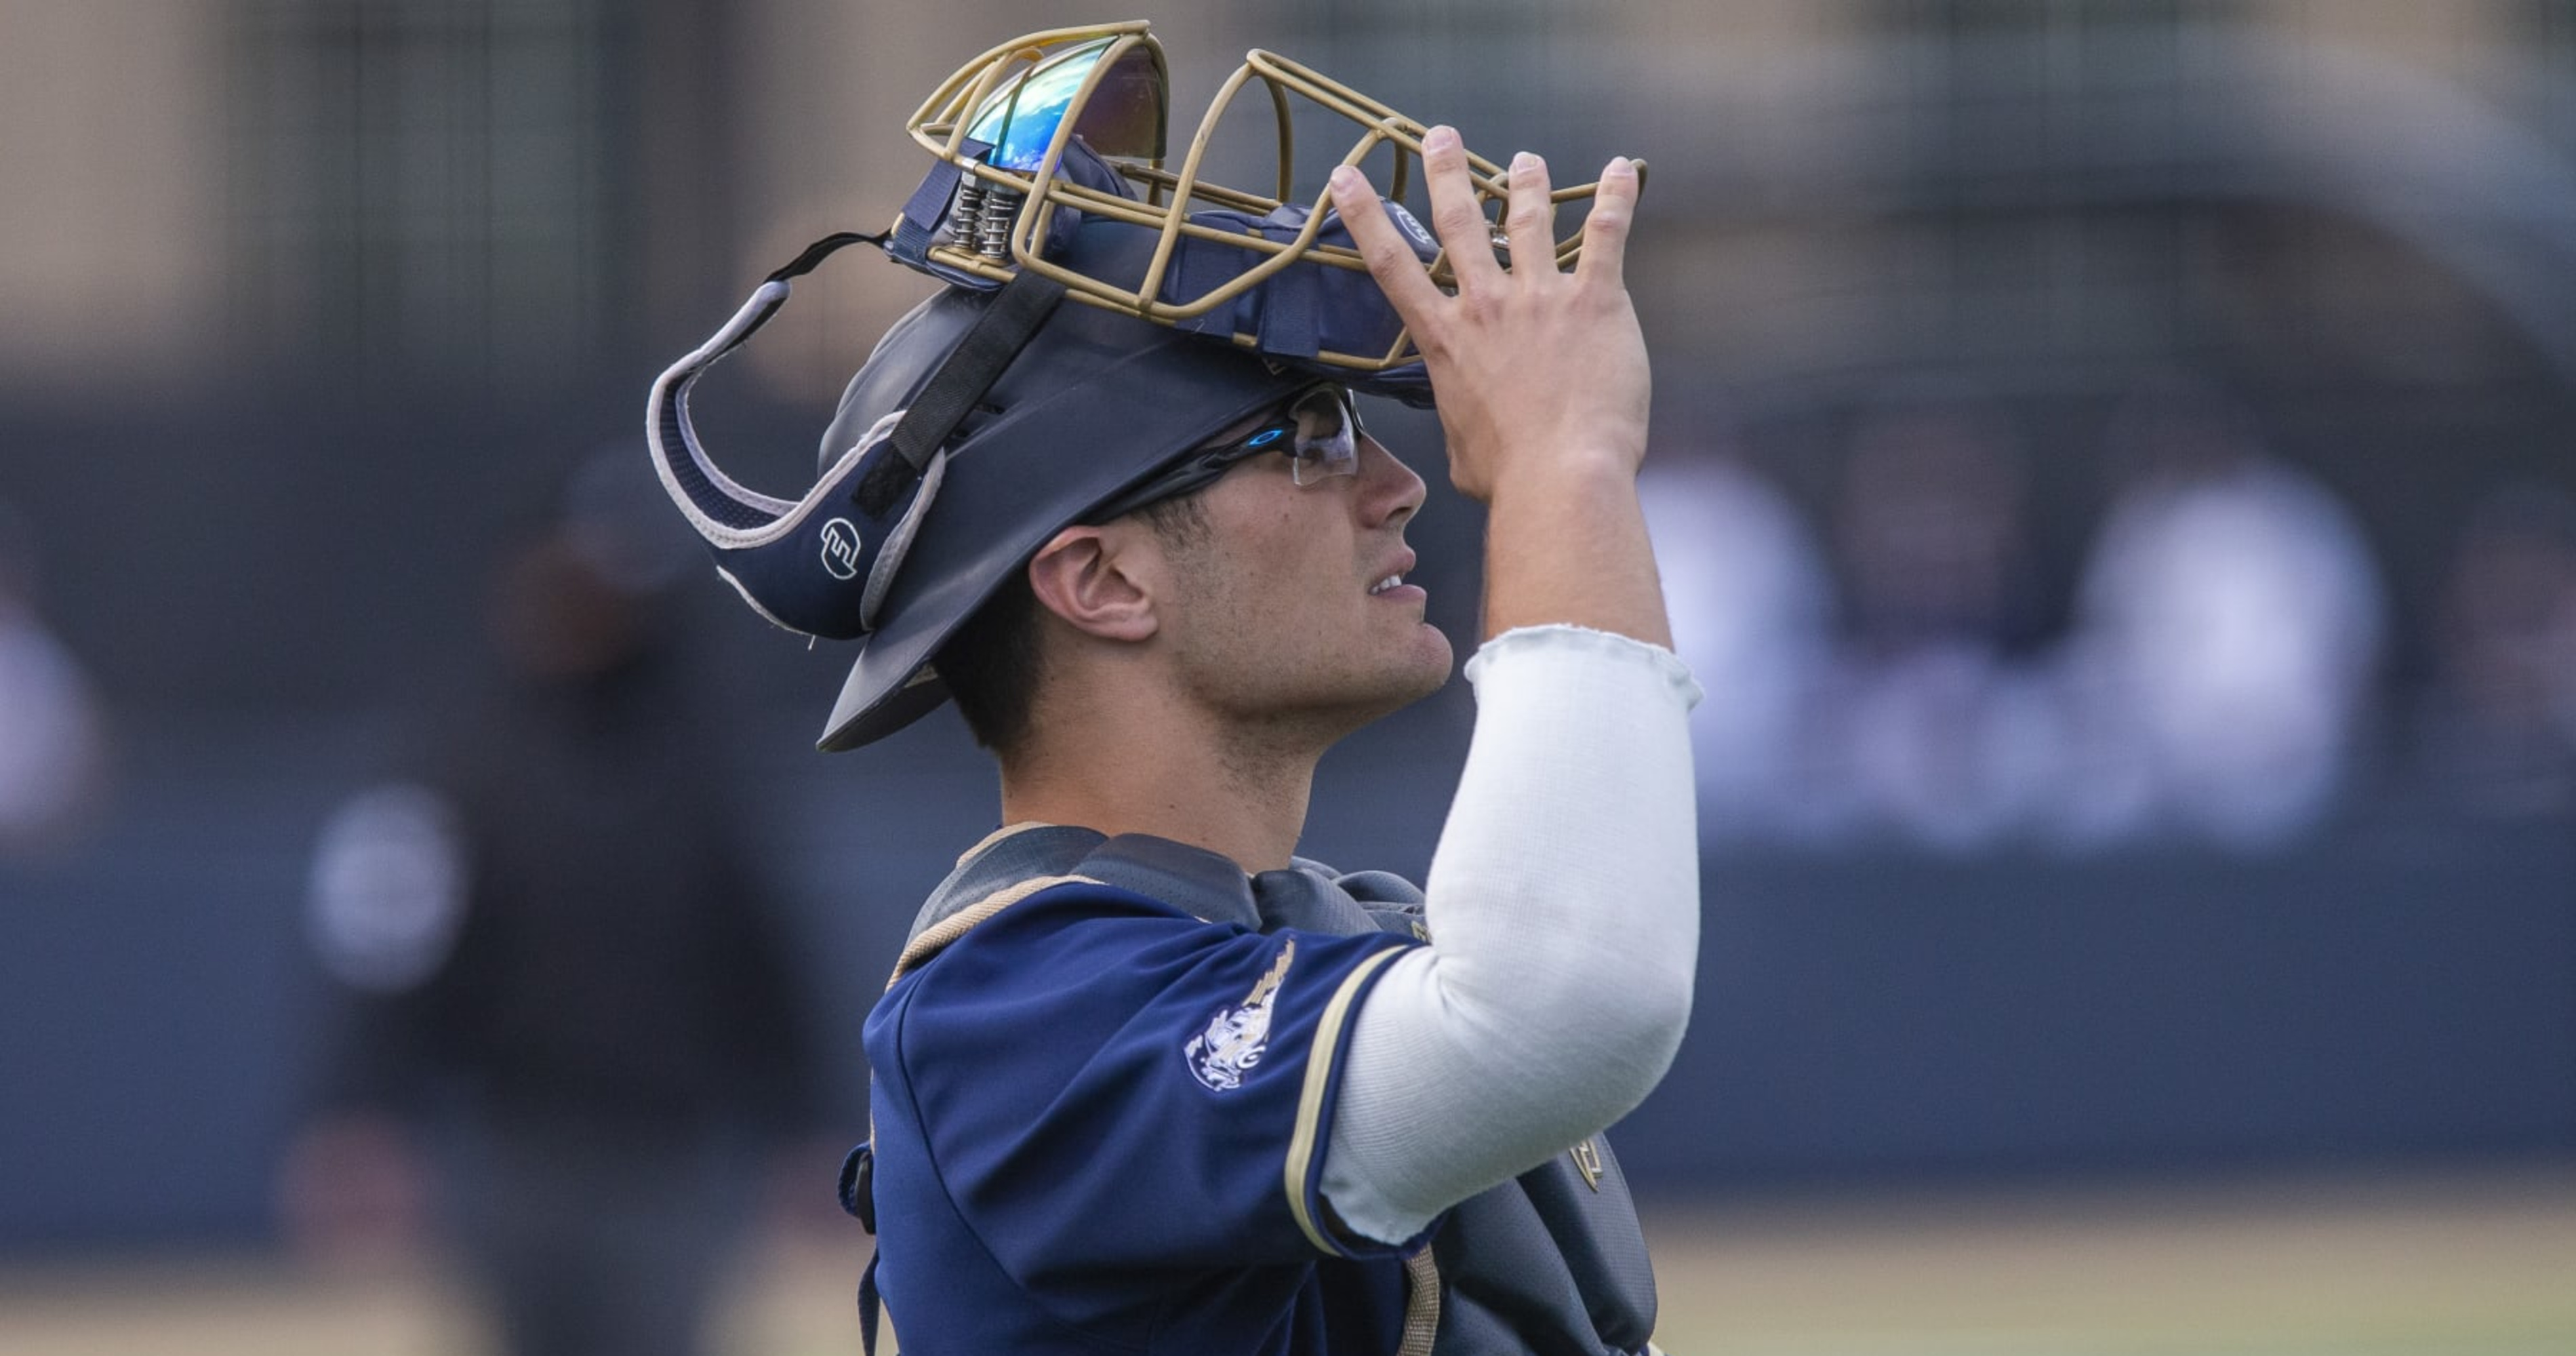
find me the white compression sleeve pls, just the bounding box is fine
[1321,623,1703,1245]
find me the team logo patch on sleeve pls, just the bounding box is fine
[1186,940,1295,1092]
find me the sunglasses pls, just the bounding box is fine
[1087,384,1364,522]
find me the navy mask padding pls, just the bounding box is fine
[1158,199,1442,407]
[879,135,1439,408]
[888,135,1141,292]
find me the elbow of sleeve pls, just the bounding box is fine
[1608,959,1695,1094]
[1325,930,1697,1233]
[1504,949,1695,1117]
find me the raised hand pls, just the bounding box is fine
[1329,127,1649,506]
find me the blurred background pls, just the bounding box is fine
[3,1,2573,1353]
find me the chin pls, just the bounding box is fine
[1356,627,1457,719]
[1403,626,1457,696]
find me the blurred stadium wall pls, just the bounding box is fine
[1,0,2571,1253]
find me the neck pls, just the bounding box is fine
[999,704,1326,875]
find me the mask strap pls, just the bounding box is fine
[890,136,992,266]
[854,268,1070,516]
[649,231,891,544]
[768,231,889,283]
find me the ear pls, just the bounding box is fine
[1025,523,1161,643]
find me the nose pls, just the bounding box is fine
[1354,434,1426,529]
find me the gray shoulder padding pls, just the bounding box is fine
[908,824,1108,942]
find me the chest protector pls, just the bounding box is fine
[841,826,1661,1355]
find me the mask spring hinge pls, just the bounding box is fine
[951,177,988,240]
[975,187,1023,259]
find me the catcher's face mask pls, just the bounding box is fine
[892,21,1640,386]
[645,20,1643,740]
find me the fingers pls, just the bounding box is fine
[1574,157,1638,292]
[1502,152,1556,281]
[1328,164,1447,325]
[1417,126,1506,289]
[1329,132,1639,361]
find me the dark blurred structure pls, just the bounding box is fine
[2418,481,2576,820]
[283,502,822,1356]
[1819,397,2053,852]
[5,1,2575,1256]
[0,502,109,859]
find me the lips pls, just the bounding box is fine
[1366,550,1419,597]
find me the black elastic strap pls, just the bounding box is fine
[767,230,889,284]
[887,269,1070,475]
[851,268,1071,518]
[858,1251,884,1356]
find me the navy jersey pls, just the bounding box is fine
[864,877,1433,1354]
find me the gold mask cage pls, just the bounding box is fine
[903,20,1643,374]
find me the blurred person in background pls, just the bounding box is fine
[281,456,826,1356]
[1817,399,2060,854]
[2415,481,2576,820]
[0,498,108,859]
[1638,450,1834,843]
[2053,384,2386,851]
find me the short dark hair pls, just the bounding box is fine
[937,494,1209,757]
[1136,490,1212,553]
[939,567,1043,756]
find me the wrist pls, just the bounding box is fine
[1478,462,1673,649]
[1481,445,1639,504]
[1484,453,1641,526]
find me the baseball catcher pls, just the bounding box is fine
[648,22,1700,1353]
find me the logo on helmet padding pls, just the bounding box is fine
[820,518,864,580]
[1382,201,1436,254]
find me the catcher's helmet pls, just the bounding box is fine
[647,21,1638,751]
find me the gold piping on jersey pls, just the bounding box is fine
[1282,944,1405,1254]
[1398,1245,1441,1356]
[951,820,1060,868]
[886,873,1104,991]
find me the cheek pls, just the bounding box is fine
[1214,498,1344,610]
[1177,478,1384,667]
[1183,535,1337,676]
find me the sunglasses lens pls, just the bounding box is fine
[1287,388,1361,487]
[967,38,1168,173]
